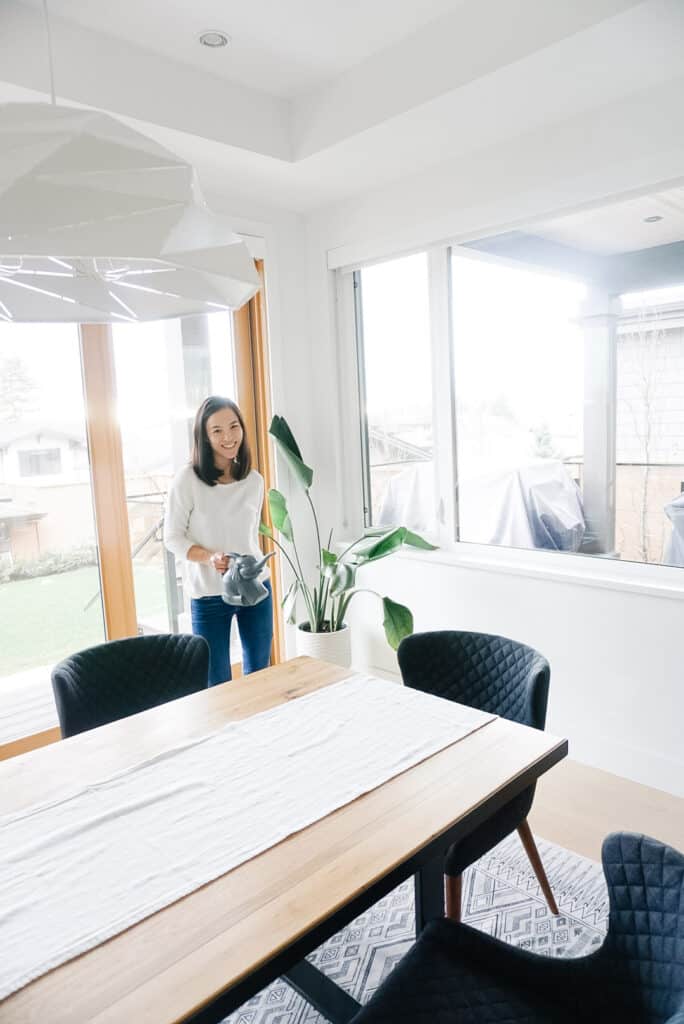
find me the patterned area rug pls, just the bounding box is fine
[223,834,609,1023]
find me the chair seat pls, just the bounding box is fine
[353,833,684,1024]
[354,919,598,1024]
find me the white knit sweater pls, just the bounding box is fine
[164,465,266,599]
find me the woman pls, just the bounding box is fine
[164,395,273,686]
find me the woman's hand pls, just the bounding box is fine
[209,552,230,574]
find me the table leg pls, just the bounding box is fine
[414,853,445,933]
[284,960,361,1024]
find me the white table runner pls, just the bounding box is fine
[0,673,494,1000]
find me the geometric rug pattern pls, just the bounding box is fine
[223,834,609,1023]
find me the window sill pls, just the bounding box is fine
[344,540,684,602]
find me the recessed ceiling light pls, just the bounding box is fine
[198,30,230,48]
[644,215,664,223]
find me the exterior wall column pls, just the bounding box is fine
[580,289,618,555]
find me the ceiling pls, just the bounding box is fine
[20,0,465,98]
[533,187,684,255]
[2,0,684,215]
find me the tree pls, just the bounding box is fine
[530,421,559,459]
[0,356,37,423]
[619,313,669,563]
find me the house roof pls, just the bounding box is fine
[0,499,46,523]
[0,420,87,450]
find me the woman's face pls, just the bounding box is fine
[206,407,244,467]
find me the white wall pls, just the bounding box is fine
[296,79,684,797]
[202,192,311,458]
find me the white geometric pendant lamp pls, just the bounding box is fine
[0,103,261,323]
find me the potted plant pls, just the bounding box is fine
[260,415,437,666]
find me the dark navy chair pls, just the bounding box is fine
[351,833,684,1024]
[51,633,209,738]
[398,630,557,920]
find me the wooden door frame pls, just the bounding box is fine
[79,324,138,640]
[233,261,283,664]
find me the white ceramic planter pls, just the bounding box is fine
[295,623,352,667]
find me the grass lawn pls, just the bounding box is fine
[0,564,170,677]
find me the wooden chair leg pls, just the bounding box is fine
[445,874,462,921]
[517,818,559,915]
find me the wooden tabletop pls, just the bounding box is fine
[0,656,567,1024]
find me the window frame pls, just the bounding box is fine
[340,240,684,593]
[342,246,458,549]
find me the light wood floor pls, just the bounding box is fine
[529,758,684,861]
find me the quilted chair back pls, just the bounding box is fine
[397,630,550,729]
[597,833,684,1023]
[51,633,210,738]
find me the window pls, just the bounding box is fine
[18,448,62,477]
[616,285,684,564]
[0,323,105,689]
[355,253,435,534]
[352,186,684,568]
[112,312,238,636]
[0,259,281,758]
[450,252,585,552]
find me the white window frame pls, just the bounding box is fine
[335,245,458,550]
[336,240,684,601]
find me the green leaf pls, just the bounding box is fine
[267,488,293,542]
[321,548,337,567]
[328,562,356,596]
[269,415,314,490]
[403,529,438,551]
[382,597,414,651]
[343,534,393,563]
[363,527,407,562]
[259,522,273,538]
[281,580,299,624]
[347,526,438,565]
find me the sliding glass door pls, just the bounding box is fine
[0,323,105,692]
[112,313,238,635]
[1,264,279,748]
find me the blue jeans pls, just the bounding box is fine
[190,582,273,686]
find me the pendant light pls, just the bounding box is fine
[0,4,260,323]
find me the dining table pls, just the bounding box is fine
[0,655,568,1024]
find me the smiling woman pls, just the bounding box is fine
[163,396,274,687]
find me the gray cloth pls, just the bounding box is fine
[379,460,585,551]
[664,493,684,567]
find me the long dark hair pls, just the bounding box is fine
[191,396,252,485]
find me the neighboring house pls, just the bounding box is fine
[0,499,46,564]
[0,420,92,561]
[616,302,684,562]
[0,420,89,485]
